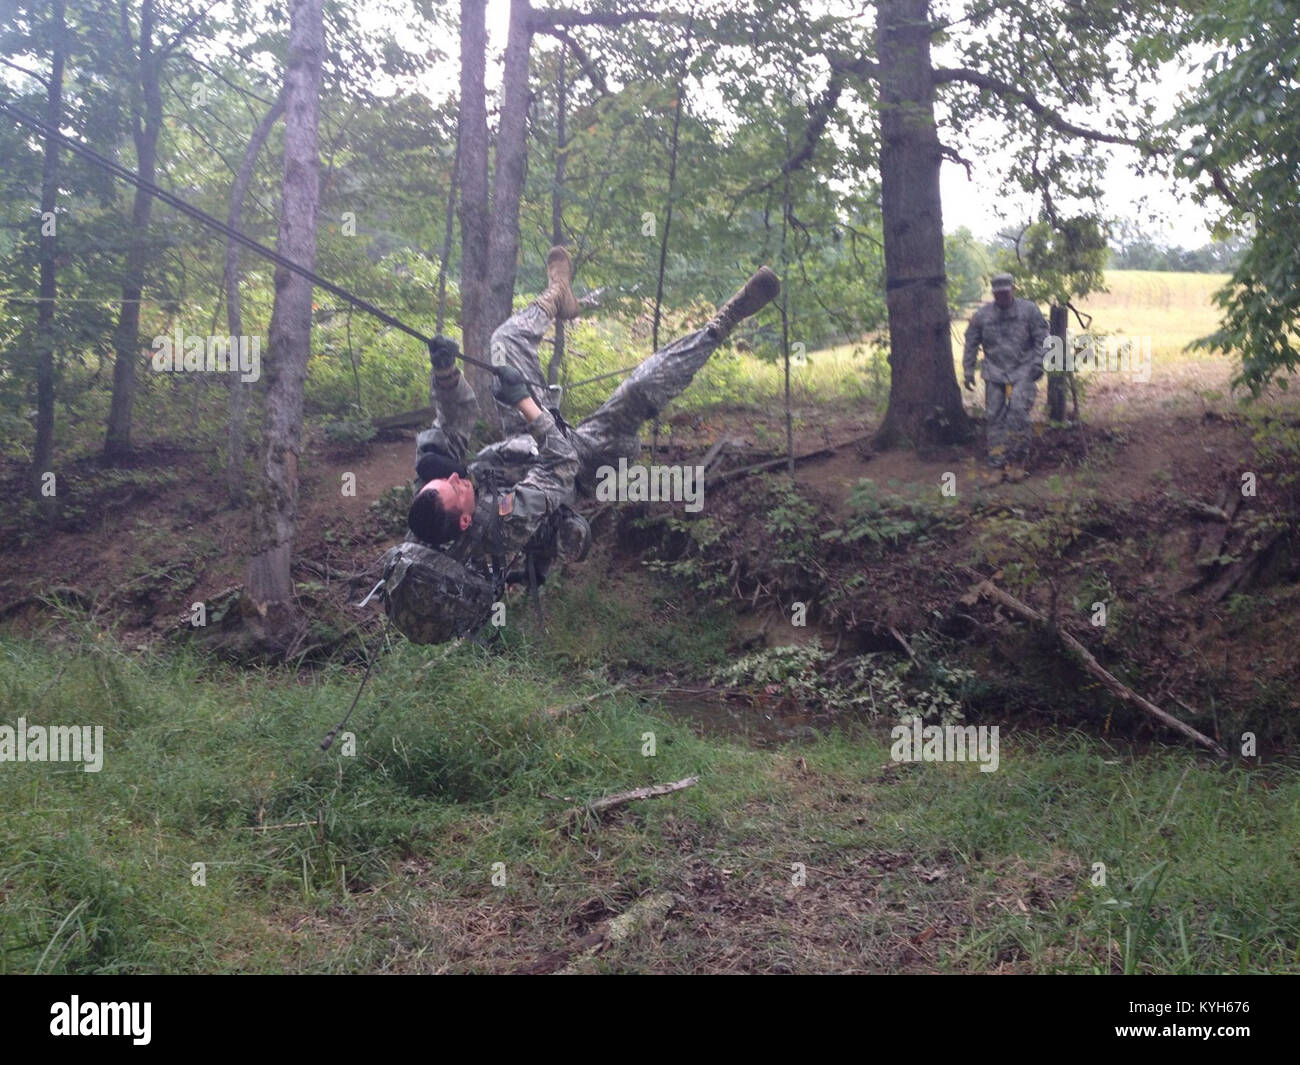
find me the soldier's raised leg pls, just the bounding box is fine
[489,246,580,434]
[571,266,780,486]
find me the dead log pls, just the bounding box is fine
[708,433,873,487]
[968,577,1228,759]
[1195,492,1243,569]
[1205,529,1286,603]
[1165,492,1231,523]
[372,405,435,431]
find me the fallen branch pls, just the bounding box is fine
[967,576,1228,759]
[538,683,628,720]
[708,433,873,486]
[518,891,678,975]
[1164,492,1231,523]
[1205,529,1285,603]
[371,405,435,431]
[888,625,918,663]
[584,776,699,816]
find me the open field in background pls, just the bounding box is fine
[564,270,1242,425]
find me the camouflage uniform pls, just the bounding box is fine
[484,304,721,492]
[962,296,1048,465]
[416,362,578,566]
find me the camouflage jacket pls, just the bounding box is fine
[962,297,1049,385]
[415,370,577,564]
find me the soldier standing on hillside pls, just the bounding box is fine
[962,273,1049,481]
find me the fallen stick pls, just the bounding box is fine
[371,405,435,431]
[1164,492,1231,523]
[539,682,628,720]
[968,576,1228,759]
[584,776,699,816]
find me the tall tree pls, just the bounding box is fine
[31,0,66,507]
[455,0,660,429]
[102,0,210,461]
[724,0,1175,449]
[224,94,284,504]
[241,0,324,649]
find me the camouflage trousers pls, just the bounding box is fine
[490,301,721,490]
[985,377,1036,465]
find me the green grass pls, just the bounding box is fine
[2,596,1296,973]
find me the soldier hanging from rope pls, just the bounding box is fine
[407,246,780,578]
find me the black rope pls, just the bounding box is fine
[1,98,499,376]
[319,620,388,751]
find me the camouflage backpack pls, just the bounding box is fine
[378,541,499,645]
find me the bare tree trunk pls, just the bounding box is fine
[871,0,969,451]
[648,28,690,459]
[456,0,496,415]
[547,41,568,388]
[242,0,323,650]
[104,0,161,463]
[1047,303,1068,422]
[32,0,65,511]
[480,0,537,425]
[225,95,284,505]
[434,130,460,331]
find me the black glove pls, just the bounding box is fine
[492,365,531,406]
[963,374,975,391]
[415,447,467,484]
[428,334,459,373]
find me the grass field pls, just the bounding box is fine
[2,586,1296,974]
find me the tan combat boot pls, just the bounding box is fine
[705,266,781,341]
[533,245,581,321]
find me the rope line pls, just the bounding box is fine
[1,97,499,374]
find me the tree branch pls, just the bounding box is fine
[529,7,660,32]
[734,71,845,202]
[534,26,609,97]
[933,65,1152,149]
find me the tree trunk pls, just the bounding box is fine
[225,95,284,506]
[456,0,496,415]
[871,0,969,451]
[104,0,161,463]
[433,127,460,394]
[241,0,323,650]
[32,0,65,510]
[487,0,534,322]
[547,41,568,387]
[1047,303,1068,422]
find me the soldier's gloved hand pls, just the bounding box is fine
[492,364,531,406]
[1030,362,1045,382]
[428,334,460,373]
[963,374,975,391]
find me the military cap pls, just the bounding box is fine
[991,273,1015,291]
